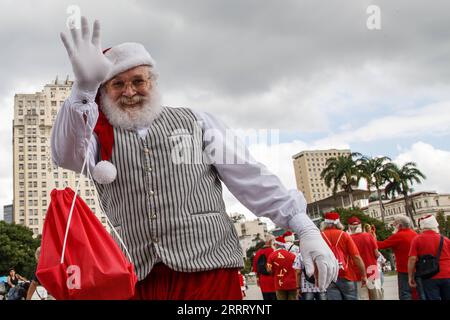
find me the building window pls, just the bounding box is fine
[436,199,440,206]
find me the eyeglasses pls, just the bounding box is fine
[108,77,151,92]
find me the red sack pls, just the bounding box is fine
[36,187,137,300]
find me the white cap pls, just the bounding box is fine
[103,42,156,83]
[418,214,439,230]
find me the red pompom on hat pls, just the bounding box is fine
[324,211,340,224]
[91,44,155,184]
[348,216,361,225]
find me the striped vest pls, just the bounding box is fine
[94,107,244,280]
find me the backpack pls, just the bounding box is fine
[256,253,270,275]
[321,231,348,273]
[415,235,444,279]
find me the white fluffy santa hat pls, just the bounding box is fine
[92,43,156,184]
[418,214,439,231]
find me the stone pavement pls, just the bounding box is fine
[244,274,399,300]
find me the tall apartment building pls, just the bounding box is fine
[3,204,13,224]
[292,149,351,203]
[13,77,106,236]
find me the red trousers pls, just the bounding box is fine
[132,263,243,300]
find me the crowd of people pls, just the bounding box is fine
[252,212,450,300]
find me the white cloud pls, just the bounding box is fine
[221,139,312,226]
[315,100,450,146]
[393,142,450,194]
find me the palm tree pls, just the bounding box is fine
[357,156,397,224]
[384,162,426,227]
[321,152,361,208]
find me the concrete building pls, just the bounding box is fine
[3,204,13,224]
[292,149,351,203]
[306,189,372,221]
[363,191,450,227]
[231,213,269,257]
[12,77,106,236]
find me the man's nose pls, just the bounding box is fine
[122,84,137,97]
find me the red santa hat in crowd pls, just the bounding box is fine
[324,211,340,225]
[274,236,286,246]
[347,216,361,226]
[282,231,295,243]
[418,214,439,231]
[92,43,156,184]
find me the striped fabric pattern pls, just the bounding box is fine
[94,107,244,280]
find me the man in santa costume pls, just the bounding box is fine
[347,216,382,300]
[408,214,450,300]
[267,236,299,300]
[377,215,423,300]
[252,235,277,300]
[51,16,338,300]
[320,212,367,300]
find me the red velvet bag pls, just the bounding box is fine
[36,187,137,300]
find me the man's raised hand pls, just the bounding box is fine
[60,16,112,91]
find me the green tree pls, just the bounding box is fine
[242,241,264,274]
[436,210,447,236]
[0,221,41,278]
[446,216,450,238]
[321,152,361,208]
[384,162,426,227]
[357,156,397,224]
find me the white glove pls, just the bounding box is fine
[288,192,339,291]
[60,16,112,91]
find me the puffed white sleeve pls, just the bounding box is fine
[51,83,99,175]
[192,110,318,235]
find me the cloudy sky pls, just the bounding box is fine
[1,0,450,222]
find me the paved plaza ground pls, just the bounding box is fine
[244,274,399,300]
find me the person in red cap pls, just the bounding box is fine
[51,16,338,300]
[321,212,367,300]
[377,215,423,300]
[267,236,298,300]
[252,236,277,300]
[347,216,382,300]
[408,214,450,300]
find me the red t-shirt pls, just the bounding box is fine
[321,229,360,281]
[350,232,379,280]
[267,249,297,291]
[377,228,417,273]
[409,231,450,279]
[252,247,276,293]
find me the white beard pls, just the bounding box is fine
[100,87,163,131]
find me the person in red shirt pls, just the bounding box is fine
[377,215,423,300]
[238,271,246,298]
[347,216,382,300]
[408,215,450,300]
[267,236,298,300]
[252,236,277,300]
[321,212,367,300]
